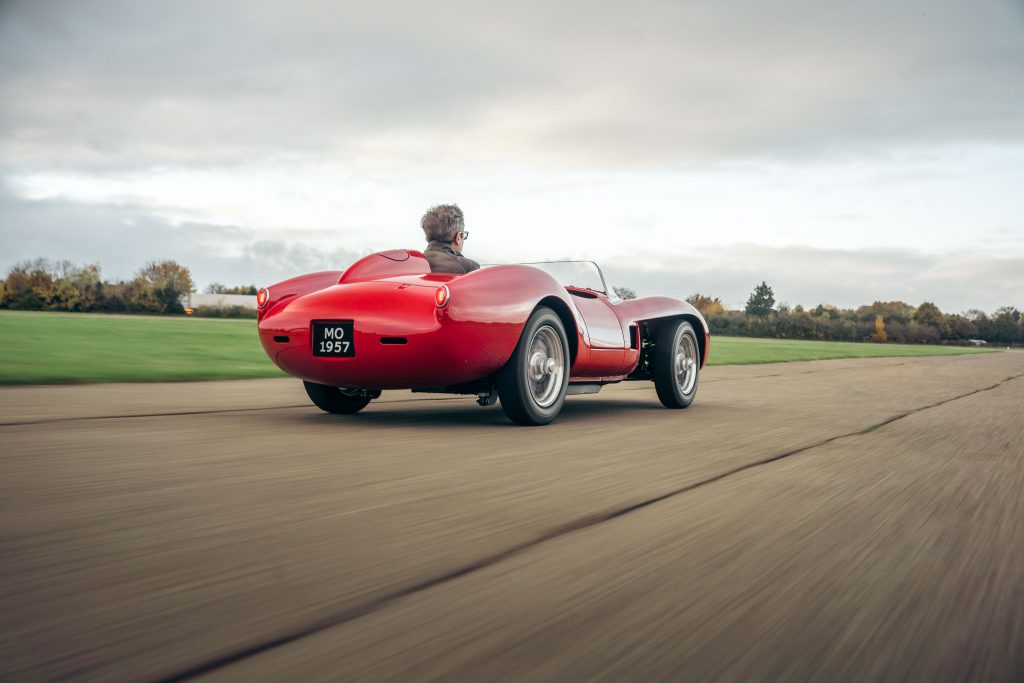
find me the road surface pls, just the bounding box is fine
[2,352,1023,681]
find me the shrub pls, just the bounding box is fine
[3,260,53,310]
[687,293,725,317]
[206,283,259,295]
[191,305,257,319]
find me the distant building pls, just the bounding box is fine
[183,293,257,309]
[967,339,987,346]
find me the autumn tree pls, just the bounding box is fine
[38,278,83,310]
[44,262,102,311]
[71,263,103,310]
[912,301,947,334]
[136,260,194,314]
[122,279,161,312]
[873,315,887,343]
[687,293,725,317]
[3,259,55,310]
[744,281,775,317]
[811,304,841,319]
[857,301,914,323]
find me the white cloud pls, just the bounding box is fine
[2,189,1021,313]
[2,0,1022,172]
[0,0,1021,311]
[8,145,1022,262]
[604,244,1024,312]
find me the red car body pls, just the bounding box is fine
[258,249,708,395]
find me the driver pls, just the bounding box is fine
[421,204,480,275]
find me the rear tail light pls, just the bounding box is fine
[434,285,450,307]
[256,287,270,308]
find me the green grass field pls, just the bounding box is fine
[0,311,994,385]
[705,335,993,365]
[0,311,283,384]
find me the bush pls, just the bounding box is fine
[3,260,52,310]
[687,293,725,317]
[191,305,257,319]
[206,283,259,295]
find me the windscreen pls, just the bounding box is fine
[519,261,607,293]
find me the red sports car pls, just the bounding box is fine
[257,249,709,425]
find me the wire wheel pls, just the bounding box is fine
[526,325,566,408]
[653,320,700,409]
[496,306,570,426]
[674,331,699,396]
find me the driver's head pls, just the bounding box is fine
[421,204,466,251]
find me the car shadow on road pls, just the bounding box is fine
[285,396,679,429]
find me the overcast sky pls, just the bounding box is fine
[1,0,1022,311]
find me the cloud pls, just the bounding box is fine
[1,0,1022,173]
[0,182,367,286]
[603,244,1024,313]
[2,187,1020,313]
[1,1,1020,311]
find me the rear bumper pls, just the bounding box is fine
[258,283,515,389]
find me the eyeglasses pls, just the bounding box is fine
[458,231,469,240]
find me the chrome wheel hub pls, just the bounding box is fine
[526,325,565,408]
[674,332,698,395]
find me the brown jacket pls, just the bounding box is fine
[424,241,481,275]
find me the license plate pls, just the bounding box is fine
[312,321,355,357]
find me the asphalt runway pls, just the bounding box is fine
[2,352,1023,682]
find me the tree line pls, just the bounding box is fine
[1,258,196,314]
[3,259,1021,344]
[0,258,255,317]
[686,281,1023,346]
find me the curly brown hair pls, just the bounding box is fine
[420,204,465,243]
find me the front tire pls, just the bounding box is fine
[653,320,700,409]
[303,381,373,414]
[496,307,570,426]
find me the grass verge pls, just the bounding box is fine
[0,310,995,385]
[705,335,993,366]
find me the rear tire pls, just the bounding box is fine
[653,320,700,409]
[303,381,373,414]
[496,307,569,426]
